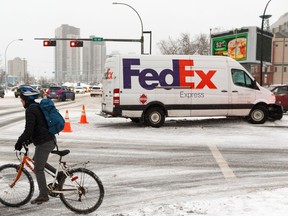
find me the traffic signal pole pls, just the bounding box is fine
[35,37,142,43]
[36,36,151,54]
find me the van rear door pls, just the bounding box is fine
[101,56,119,115]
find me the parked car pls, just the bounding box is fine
[47,86,75,101]
[90,85,103,97]
[74,86,86,94]
[0,86,5,98]
[269,85,288,112]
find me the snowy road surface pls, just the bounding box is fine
[1,91,288,215]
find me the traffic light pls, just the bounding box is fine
[43,40,56,46]
[70,41,83,47]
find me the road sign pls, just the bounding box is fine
[92,37,104,42]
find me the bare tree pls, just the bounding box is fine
[157,33,210,55]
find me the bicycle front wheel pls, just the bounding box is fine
[59,168,104,214]
[0,164,34,207]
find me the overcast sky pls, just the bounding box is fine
[1,0,287,79]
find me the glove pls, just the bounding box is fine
[14,142,23,151]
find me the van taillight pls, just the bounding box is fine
[113,88,120,105]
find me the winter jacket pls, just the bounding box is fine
[16,101,55,146]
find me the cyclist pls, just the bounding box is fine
[15,86,57,205]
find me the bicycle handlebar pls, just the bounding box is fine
[15,145,29,161]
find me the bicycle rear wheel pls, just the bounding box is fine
[0,164,34,207]
[59,168,104,214]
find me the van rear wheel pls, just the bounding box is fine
[248,105,268,124]
[144,107,165,128]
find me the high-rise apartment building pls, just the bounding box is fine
[55,24,81,83]
[55,25,106,84]
[82,35,106,84]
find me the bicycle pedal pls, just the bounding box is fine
[47,183,59,197]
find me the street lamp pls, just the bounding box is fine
[259,0,272,86]
[5,38,23,90]
[113,2,144,54]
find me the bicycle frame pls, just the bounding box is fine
[13,147,89,195]
[10,151,34,188]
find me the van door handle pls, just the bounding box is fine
[232,90,238,93]
[221,90,228,92]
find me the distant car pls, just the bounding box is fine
[90,86,103,97]
[31,85,45,98]
[47,86,75,101]
[269,85,288,112]
[14,85,33,98]
[74,86,86,94]
[31,84,42,92]
[0,86,5,98]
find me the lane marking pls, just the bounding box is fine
[208,143,237,181]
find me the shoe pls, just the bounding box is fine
[56,171,65,183]
[30,195,49,204]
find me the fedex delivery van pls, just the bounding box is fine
[101,55,282,127]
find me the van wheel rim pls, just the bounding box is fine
[151,113,161,124]
[252,110,264,121]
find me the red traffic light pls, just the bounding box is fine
[43,40,56,46]
[70,41,83,47]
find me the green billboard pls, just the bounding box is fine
[212,33,248,61]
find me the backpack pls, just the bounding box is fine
[38,98,65,134]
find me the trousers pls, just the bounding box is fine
[34,140,56,196]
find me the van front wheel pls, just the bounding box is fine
[248,105,268,124]
[144,107,165,128]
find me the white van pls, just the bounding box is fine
[101,55,282,127]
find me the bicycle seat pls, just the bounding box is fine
[51,149,70,157]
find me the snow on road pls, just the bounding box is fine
[1,91,288,215]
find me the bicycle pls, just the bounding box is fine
[0,146,104,214]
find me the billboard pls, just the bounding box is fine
[211,27,273,64]
[212,33,248,61]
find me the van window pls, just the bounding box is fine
[231,69,253,88]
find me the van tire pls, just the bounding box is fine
[248,105,268,124]
[144,107,165,128]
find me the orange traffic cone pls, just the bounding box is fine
[79,105,88,124]
[62,110,72,132]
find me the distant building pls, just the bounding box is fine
[7,57,27,85]
[211,26,274,85]
[210,12,288,86]
[55,24,81,83]
[82,35,106,84]
[271,12,288,84]
[55,25,106,84]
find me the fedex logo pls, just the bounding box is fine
[123,58,217,90]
